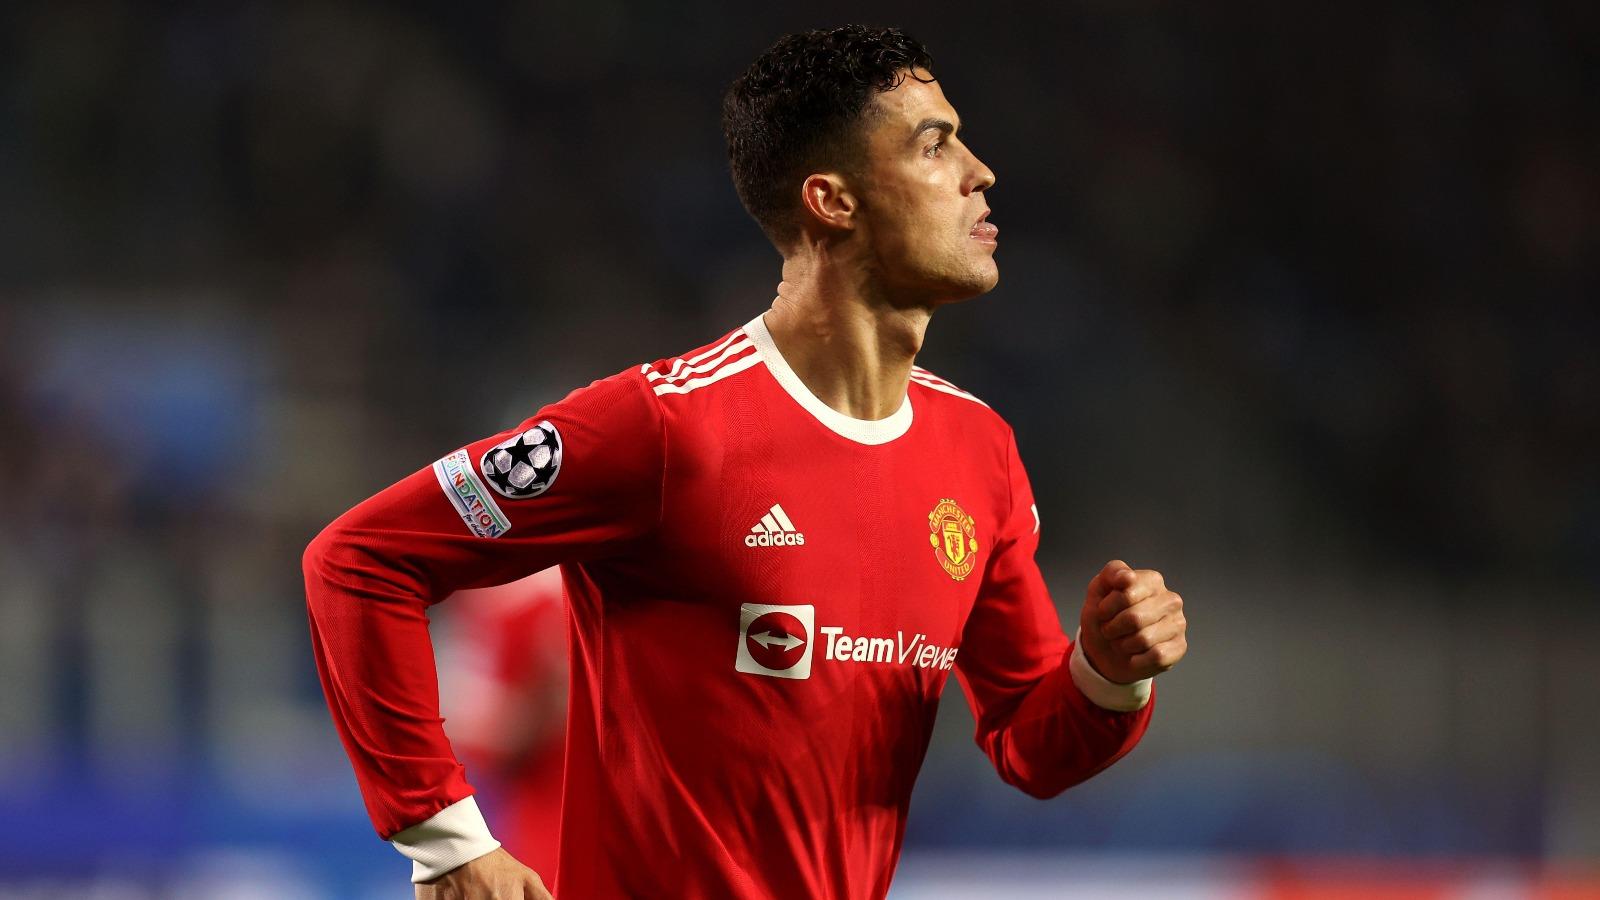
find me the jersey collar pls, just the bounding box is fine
[743,312,914,446]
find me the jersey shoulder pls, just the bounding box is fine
[636,326,762,400]
[909,365,989,408]
[909,365,1010,432]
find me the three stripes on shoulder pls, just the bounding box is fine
[640,330,987,408]
[644,332,758,397]
[909,366,987,407]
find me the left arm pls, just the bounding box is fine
[952,431,1187,799]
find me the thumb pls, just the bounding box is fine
[1085,559,1134,604]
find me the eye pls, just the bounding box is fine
[924,139,944,159]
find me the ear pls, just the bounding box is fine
[798,172,858,235]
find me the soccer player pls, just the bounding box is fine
[304,25,1188,900]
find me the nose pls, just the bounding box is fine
[967,148,996,194]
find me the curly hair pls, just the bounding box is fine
[722,25,936,248]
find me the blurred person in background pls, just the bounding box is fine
[439,567,567,884]
[303,24,1187,900]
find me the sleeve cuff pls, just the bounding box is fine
[1069,629,1153,712]
[390,795,502,883]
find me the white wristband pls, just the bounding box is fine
[1069,629,1153,712]
[390,795,502,883]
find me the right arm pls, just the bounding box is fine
[303,371,664,885]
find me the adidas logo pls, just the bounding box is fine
[745,503,806,547]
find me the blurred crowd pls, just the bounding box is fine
[0,0,1595,884]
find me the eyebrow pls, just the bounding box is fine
[910,117,959,142]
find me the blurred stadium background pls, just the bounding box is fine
[1,1,1596,897]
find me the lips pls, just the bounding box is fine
[969,210,998,243]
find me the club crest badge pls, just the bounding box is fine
[480,421,562,499]
[928,498,979,581]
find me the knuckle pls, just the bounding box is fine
[1166,639,1189,664]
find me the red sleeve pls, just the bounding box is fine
[952,429,1153,799]
[303,369,663,839]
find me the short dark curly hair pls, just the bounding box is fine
[722,25,936,249]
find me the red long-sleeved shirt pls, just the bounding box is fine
[304,314,1154,898]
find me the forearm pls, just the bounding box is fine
[974,637,1154,800]
[304,520,478,838]
[305,517,506,881]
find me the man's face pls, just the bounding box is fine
[851,70,998,305]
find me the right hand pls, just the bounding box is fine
[415,848,552,899]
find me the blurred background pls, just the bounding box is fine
[1,1,1596,897]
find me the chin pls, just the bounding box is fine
[930,276,998,307]
[953,262,1000,301]
[899,253,1000,305]
[974,263,1000,294]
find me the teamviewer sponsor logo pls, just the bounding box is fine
[735,603,815,679]
[818,627,959,671]
[734,603,959,680]
[746,503,805,547]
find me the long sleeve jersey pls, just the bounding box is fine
[304,313,1154,898]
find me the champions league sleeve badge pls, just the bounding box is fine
[480,421,563,499]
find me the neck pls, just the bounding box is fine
[760,252,931,422]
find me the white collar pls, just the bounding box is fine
[743,312,914,446]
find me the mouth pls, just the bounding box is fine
[969,209,998,245]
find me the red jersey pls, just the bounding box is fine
[304,313,1155,898]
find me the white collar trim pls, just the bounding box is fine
[743,312,914,446]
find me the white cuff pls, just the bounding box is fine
[390,795,502,884]
[1069,629,1153,712]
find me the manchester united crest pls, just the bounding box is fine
[928,498,979,581]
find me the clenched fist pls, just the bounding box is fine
[416,848,552,900]
[1077,560,1187,685]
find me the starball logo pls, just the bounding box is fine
[735,603,958,680]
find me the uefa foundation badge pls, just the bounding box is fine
[735,603,815,680]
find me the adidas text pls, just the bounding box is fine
[746,531,805,547]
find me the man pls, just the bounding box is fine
[304,25,1188,900]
